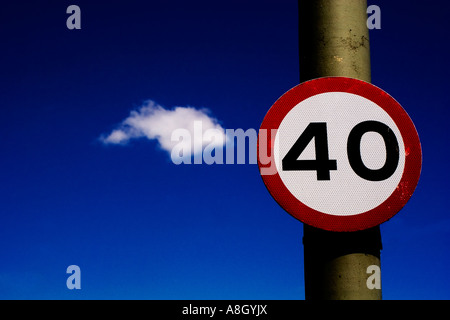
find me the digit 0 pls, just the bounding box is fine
[347,120,399,181]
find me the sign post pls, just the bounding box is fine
[259,0,421,299]
[297,0,382,300]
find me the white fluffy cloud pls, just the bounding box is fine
[100,100,226,155]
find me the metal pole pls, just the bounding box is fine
[298,0,382,300]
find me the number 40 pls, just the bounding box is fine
[282,121,399,181]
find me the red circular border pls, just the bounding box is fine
[257,77,422,232]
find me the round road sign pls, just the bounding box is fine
[257,77,422,232]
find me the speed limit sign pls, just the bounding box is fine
[257,77,422,232]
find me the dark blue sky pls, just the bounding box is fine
[0,0,449,299]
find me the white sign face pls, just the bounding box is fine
[258,77,422,232]
[273,92,405,216]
